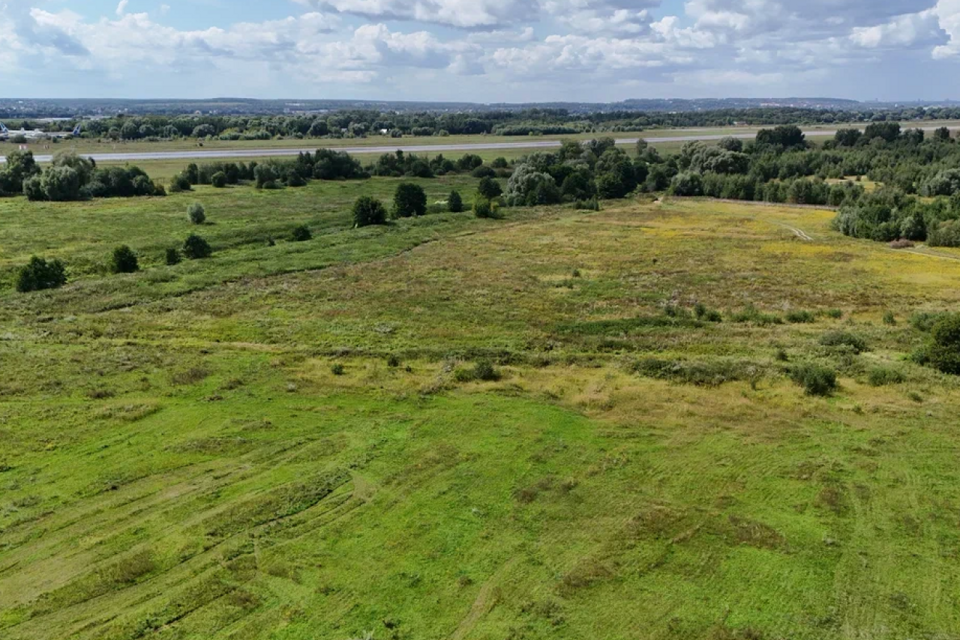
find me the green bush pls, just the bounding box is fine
[211,171,227,188]
[790,364,838,396]
[825,309,843,319]
[633,358,759,387]
[111,245,139,274]
[188,202,206,225]
[785,310,816,324]
[353,196,387,227]
[730,305,783,326]
[183,234,212,260]
[819,331,868,354]
[169,173,192,193]
[291,224,312,242]
[165,248,182,266]
[393,183,427,218]
[575,197,600,211]
[928,314,960,375]
[473,197,500,219]
[16,256,67,293]
[474,360,500,382]
[448,190,463,213]
[867,367,905,386]
[477,176,503,200]
[331,363,345,376]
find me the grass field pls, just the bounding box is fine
[3,176,960,640]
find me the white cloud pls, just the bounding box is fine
[116,0,128,17]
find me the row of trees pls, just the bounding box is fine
[0,151,163,201]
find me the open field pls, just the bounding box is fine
[3,178,960,639]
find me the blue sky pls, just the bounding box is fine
[2,0,959,102]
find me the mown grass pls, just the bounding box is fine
[2,181,960,639]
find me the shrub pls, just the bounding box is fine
[211,171,227,188]
[473,197,500,219]
[331,363,345,376]
[448,190,463,213]
[867,367,905,386]
[353,196,387,227]
[387,354,401,368]
[786,310,816,324]
[182,234,212,260]
[474,360,500,382]
[730,305,783,325]
[165,248,182,265]
[883,311,896,326]
[188,202,206,225]
[23,176,44,201]
[169,173,192,193]
[471,165,496,179]
[694,303,722,323]
[928,314,960,375]
[16,256,67,293]
[477,176,503,200]
[819,331,868,354]
[790,364,838,396]
[575,198,600,211]
[825,309,843,319]
[111,245,139,274]
[393,183,427,218]
[632,358,759,387]
[291,224,312,242]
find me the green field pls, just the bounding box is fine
[3,176,960,640]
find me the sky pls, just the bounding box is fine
[1,0,960,102]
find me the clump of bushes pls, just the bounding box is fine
[165,248,182,265]
[786,310,816,324]
[16,256,67,293]
[291,225,312,242]
[819,331,868,354]
[729,305,783,325]
[455,360,501,383]
[575,198,600,211]
[790,364,838,396]
[632,358,759,387]
[694,303,723,323]
[353,196,387,227]
[477,176,503,201]
[183,234,212,260]
[867,367,905,386]
[188,202,206,225]
[111,245,139,274]
[473,197,500,219]
[211,171,227,188]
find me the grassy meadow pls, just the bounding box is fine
[2,175,960,640]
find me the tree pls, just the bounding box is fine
[833,128,863,147]
[211,171,227,188]
[40,166,81,201]
[473,197,500,219]
[561,169,596,202]
[595,149,639,199]
[353,196,387,227]
[111,245,139,274]
[448,190,463,213]
[16,256,67,293]
[670,172,704,197]
[505,164,561,206]
[636,138,649,155]
[928,314,960,375]
[477,176,503,200]
[291,224,312,242]
[393,183,427,218]
[717,137,743,152]
[188,202,206,225]
[934,127,952,142]
[863,122,901,143]
[756,125,805,149]
[183,234,212,259]
[2,150,40,193]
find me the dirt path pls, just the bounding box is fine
[901,247,960,262]
[449,558,518,640]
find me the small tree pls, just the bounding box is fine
[169,173,192,193]
[211,171,227,188]
[188,202,206,225]
[448,190,463,213]
[393,183,427,218]
[477,176,503,200]
[16,256,67,293]
[111,245,139,274]
[291,224,312,242]
[929,314,960,375]
[165,248,182,265]
[353,196,387,227]
[182,234,212,259]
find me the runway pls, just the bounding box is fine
[2,126,956,165]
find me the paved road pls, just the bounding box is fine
[2,126,957,164]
